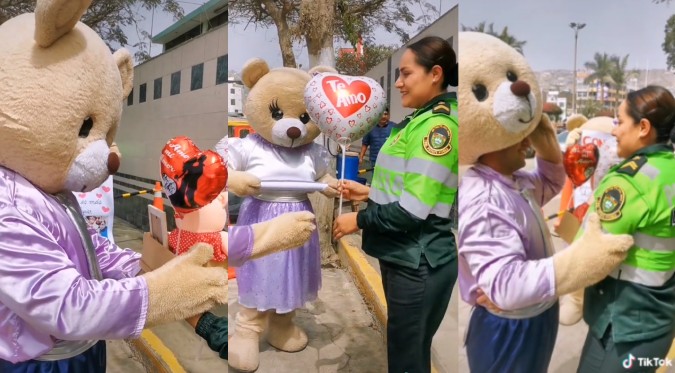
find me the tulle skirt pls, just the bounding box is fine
[235,197,321,313]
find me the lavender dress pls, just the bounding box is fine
[228,134,329,313]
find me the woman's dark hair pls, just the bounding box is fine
[625,85,675,143]
[407,36,457,90]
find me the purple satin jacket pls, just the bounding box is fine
[228,225,253,267]
[0,167,148,363]
[458,159,565,312]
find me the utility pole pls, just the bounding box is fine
[570,22,586,114]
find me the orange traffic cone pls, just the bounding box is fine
[152,181,164,211]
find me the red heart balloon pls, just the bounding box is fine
[321,76,372,118]
[563,143,599,187]
[160,136,227,214]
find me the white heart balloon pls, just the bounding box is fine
[304,73,387,145]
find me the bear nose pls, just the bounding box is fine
[107,152,120,174]
[510,80,531,97]
[287,127,301,139]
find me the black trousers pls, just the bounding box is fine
[577,325,674,373]
[379,256,457,373]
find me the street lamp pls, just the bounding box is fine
[570,22,586,114]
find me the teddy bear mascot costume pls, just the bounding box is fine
[557,116,624,325]
[226,58,339,372]
[456,32,634,373]
[0,1,230,371]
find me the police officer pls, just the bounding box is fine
[577,85,675,373]
[333,36,458,373]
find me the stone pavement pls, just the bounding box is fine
[228,268,387,372]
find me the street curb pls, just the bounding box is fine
[337,236,441,373]
[337,237,387,329]
[126,330,187,373]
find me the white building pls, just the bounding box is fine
[113,0,227,229]
[228,77,245,115]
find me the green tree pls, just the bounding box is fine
[335,42,395,75]
[663,14,675,70]
[461,22,526,54]
[609,54,634,109]
[584,52,616,107]
[0,0,183,62]
[580,98,602,118]
[229,0,438,67]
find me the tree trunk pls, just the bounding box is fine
[262,0,297,68]
[300,0,335,68]
[300,0,337,263]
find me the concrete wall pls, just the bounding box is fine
[114,24,227,231]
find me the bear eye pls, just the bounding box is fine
[269,99,283,120]
[472,84,488,102]
[506,71,518,82]
[79,117,94,138]
[299,113,310,124]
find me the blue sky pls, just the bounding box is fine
[460,0,674,71]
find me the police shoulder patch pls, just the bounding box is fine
[423,124,452,156]
[595,186,626,221]
[432,102,451,115]
[616,155,647,177]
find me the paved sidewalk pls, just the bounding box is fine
[337,232,459,373]
[228,267,387,372]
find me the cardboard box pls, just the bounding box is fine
[140,232,175,273]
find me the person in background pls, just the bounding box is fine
[359,108,394,183]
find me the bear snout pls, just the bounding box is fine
[510,81,531,97]
[286,127,301,139]
[108,152,120,174]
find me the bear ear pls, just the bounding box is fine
[308,65,337,76]
[241,58,270,88]
[113,49,134,100]
[34,0,92,48]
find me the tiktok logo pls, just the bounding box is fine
[623,353,636,369]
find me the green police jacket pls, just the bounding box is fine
[356,92,458,269]
[582,144,675,343]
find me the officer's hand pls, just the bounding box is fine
[332,212,359,240]
[338,180,370,202]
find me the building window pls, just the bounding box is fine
[139,83,147,103]
[127,88,133,106]
[191,63,204,91]
[230,99,235,105]
[154,77,162,100]
[216,55,227,85]
[230,88,235,94]
[395,68,400,82]
[171,71,181,96]
[165,25,202,51]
